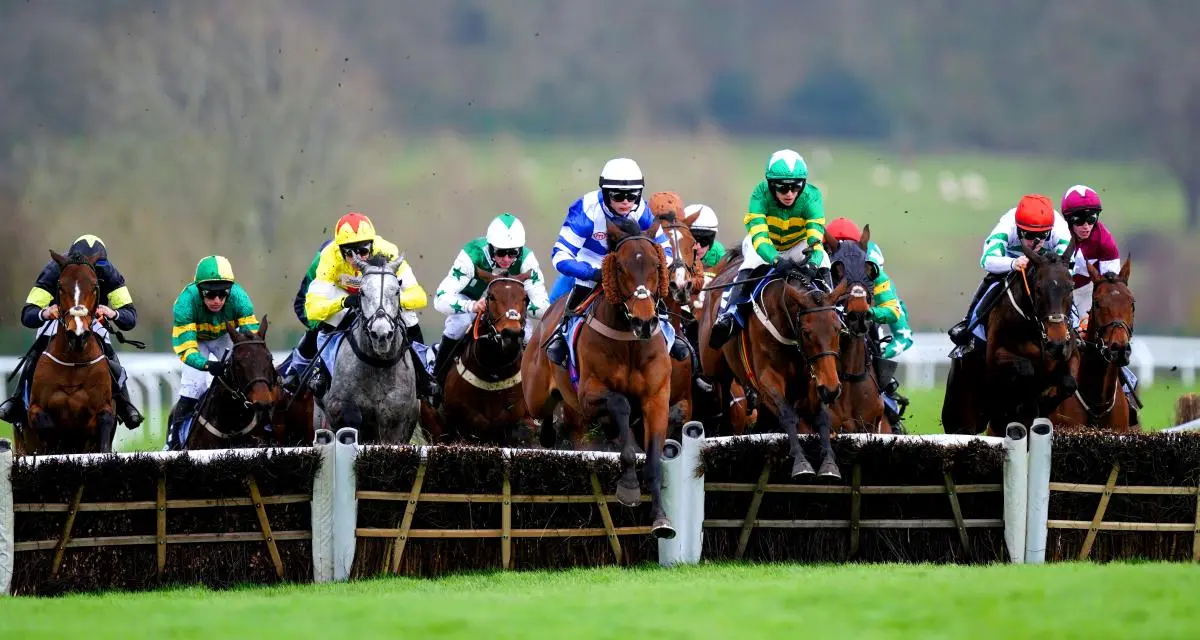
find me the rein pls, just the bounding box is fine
[455,278,527,390]
[193,337,278,442]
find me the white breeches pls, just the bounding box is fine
[737,234,830,272]
[179,334,234,399]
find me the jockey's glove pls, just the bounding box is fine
[206,360,226,378]
[342,293,361,310]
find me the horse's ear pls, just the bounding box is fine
[1087,260,1103,283]
[351,254,368,272]
[1119,254,1131,282]
[859,224,871,252]
[683,210,701,227]
[225,320,240,338]
[606,220,628,249]
[1019,242,1044,265]
[515,269,533,282]
[830,261,845,286]
[385,257,404,274]
[824,232,840,254]
[50,250,68,266]
[257,314,269,339]
[475,267,496,283]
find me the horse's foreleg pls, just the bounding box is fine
[761,372,814,478]
[96,411,116,454]
[813,406,840,479]
[640,389,674,539]
[603,392,641,507]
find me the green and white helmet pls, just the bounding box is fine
[764,149,809,182]
[486,213,526,250]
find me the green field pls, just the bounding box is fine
[2,562,1198,638]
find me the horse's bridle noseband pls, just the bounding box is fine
[212,337,278,409]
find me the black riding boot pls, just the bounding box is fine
[949,276,1004,347]
[546,285,592,368]
[103,341,144,429]
[166,397,199,451]
[433,334,465,388]
[709,272,755,350]
[281,328,320,393]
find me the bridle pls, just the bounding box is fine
[773,271,843,382]
[468,277,529,371]
[56,258,101,348]
[608,235,665,326]
[660,222,700,314]
[195,336,279,441]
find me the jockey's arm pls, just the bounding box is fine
[1096,231,1121,276]
[433,249,476,315]
[293,246,323,328]
[870,267,903,326]
[99,261,137,330]
[801,190,828,267]
[227,284,261,333]
[882,300,914,360]
[305,247,351,325]
[395,259,428,311]
[171,289,212,371]
[1051,213,1071,257]
[980,216,1020,275]
[21,261,63,328]
[550,202,602,282]
[519,251,551,319]
[743,208,779,264]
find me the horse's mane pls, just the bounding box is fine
[726,245,743,262]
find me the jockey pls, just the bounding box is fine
[947,194,1071,354]
[431,212,550,387]
[0,235,144,429]
[683,204,727,312]
[709,149,830,349]
[825,217,912,429]
[285,212,436,398]
[164,255,260,450]
[543,158,690,367]
[1061,184,1141,421]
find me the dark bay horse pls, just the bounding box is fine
[180,317,282,449]
[825,228,889,434]
[943,242,1078,436]
[698,248,850,479]
[1051,257,1137,432]
[22,251,114,455]
[432,268,533,446]
[522,216,677,538]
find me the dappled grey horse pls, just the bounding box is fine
[315,254,419,444]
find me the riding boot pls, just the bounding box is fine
[104,342,144,429]
[433,334,465,388]
[165,397,199,451]
[948,277,997,346]
[0,334,50,424]
[546,285,591,368]
[281,329,319,393]
[709,272,755,350]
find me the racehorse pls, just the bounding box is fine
[431,268,534,446]
[522,216,677,538]
[943,241,1078,436]
[825,228,889,434]
[20,251,115,455]
[181,317,282,449]
[318,254,421,444]
[1051,257,1137,432]
[698,248,850,479]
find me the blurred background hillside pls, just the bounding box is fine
[2,0,1199,353]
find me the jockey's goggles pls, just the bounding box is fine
[339,242,373,259]
[693,231,716,247]
[1066,209,1100,225]
[200,287,230,300]
[607,189,641,203]
[771,180,806,195]
[1017,229,1051,242]
[492,247,520,259]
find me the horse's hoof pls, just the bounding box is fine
[651,517,676,540]
[791,456,815,478]
[615,481,641,507]
[818,458,842,480]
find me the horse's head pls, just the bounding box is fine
[50,250,101,352]
[649,192,700,308]
[1085,256,1135,366]
[1020,241,1076,360]
[224,315,279,424]
[783,278,849,404]
[475,267,531,350]
[602,216,668,340]
[352,254,404,353]
[826,226,879,336]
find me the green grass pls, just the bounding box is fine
[2,562,1198,638]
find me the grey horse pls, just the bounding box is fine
[315,254,420,444]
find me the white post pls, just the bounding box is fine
[657,438,685,566]
[681,421,706,564]
[310,428,336,583]
[0,438,13,596]
[1002,422,1029,564]
[1025,418,1054,564]
[332,427,359,581]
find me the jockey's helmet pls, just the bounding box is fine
[684,204,719,246]
[826,217,862,242]
[486,213,526,252]
[599,158,644,191]
[1015,194,1056,234]
[764,149,808,190]
[334,212,376,258]
[1061,185,1102,225]
[194,255,236,292]
[68,235,108,262]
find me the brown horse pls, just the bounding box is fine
[522,216,676,537]
[943,242,1078,436]
[431,268,534,446]
[21,251,115,455]
[180,317,282,449]
[692,246,757,436]
[698,249,849,479]
[1051,257,1137,432]
[825,229,889,434]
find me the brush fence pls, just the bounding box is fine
[7,419,1200,595]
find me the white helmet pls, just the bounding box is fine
[485,213,526,250]
[684,204,719,231]
[598,158,644,190]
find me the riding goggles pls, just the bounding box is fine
[1017,229,1051,242]
[771,179,806,195]
[340,242,373,259]
[1066,209,1100,225]
[492,247,521,259]
[692,231,716,248]
[606,189,642,203]
[200,287,230,300]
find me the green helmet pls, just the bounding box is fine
[764,149,809,181]
[194,255,236,288]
